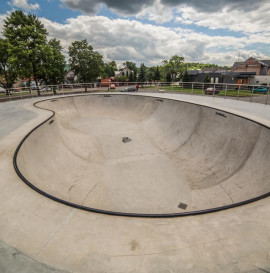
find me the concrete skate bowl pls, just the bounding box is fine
[14,94,270,217]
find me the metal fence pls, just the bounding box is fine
[1,81,270,105]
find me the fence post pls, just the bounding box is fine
[265,87,269,105]
[192,83,193,94]
[225,84,227,98]
[237,85,240,100]
[250,87,254,103]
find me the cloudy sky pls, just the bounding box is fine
[1,0,270,66]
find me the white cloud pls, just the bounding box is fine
[135,0,174,24]
[39,15,270,66]
[175,3,270,34]
[8,0,40,11]
[1,6,269,66]
[59,0,270,35]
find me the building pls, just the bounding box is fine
[232,57,270,76]
[249,76,270,87]
[231,57,270,85]
[186,57,270,86]
[65,70,76,84]
[187,70,229,84]
[115,66,134,78]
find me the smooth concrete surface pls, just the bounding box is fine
[16,94,270,214]
[0,100,37,138]
[0,93,270,273]
[0,240,68,273]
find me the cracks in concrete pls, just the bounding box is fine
[257,267,270,273]
[220,183,234,204]
[68,184,77,200]
[34,209,76,259]
[81,183,98,206]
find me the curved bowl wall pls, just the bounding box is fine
[14,94,270,216]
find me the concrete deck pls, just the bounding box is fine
[0,93,270,272]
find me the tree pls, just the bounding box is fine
[102,61,117,78]
[182,70,190,82]
[123,61,137,80]
[203,73,211,83]
[43,39,66,93]
[166,72,172,82]
[0,38,17,93]
[154,66,160,81]
[160,56,185,81]
[128,72,134,82]
[146,66,155,82]
[3,10,49,95]
[168,55,185,81]
[68,39,103,84]
[115,75,128,82]
[138,63,146,82]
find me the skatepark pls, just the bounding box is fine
[1,92,270,272]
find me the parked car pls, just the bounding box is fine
[121,86,136,92]
[110,84,116,89]
[205,87,219,95]
[252,87,268,93]
[41,87,52,92]
[0,87,14,95]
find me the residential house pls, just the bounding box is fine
[65,70,76,84]
[231,57,270,85]
[187,57,270,86]
[115,66,134,78]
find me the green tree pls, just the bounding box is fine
[109,61,117,71]
[0,38,17,93]
[102,61,117,78]
[168,55,185,81]
[161,56,185,81]
[44,39,66,92]
[68,39,103,84]
[128,72,134,82]
[166,72,172,82]
[138,63,146,82]
[146,67,155,82]
[182,70,190,82]
[115,75,128,82]
[154,66,160,81]
[203,73,211,83]
[3,10,48,95]
[123,61,137,80]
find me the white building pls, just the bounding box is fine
[249,76,270,87]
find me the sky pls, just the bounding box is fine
[1,0,270,67]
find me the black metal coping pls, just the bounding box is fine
[12,93,270,218]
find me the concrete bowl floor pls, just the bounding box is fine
[16,94,270,215]
[1,93,270,273]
